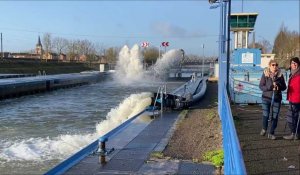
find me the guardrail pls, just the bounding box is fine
[98,109,147,164]
[45,108,150,175]
[221,85,247,175]
[229,76,288,104]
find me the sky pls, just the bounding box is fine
[0,0,299,56]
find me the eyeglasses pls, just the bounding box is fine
[291,62,298,65]
[271,64,278,67]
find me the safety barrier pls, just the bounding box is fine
[45,108,151,175]
[98,109,147,164]
[229,76,288,104]
[221,85,247,174]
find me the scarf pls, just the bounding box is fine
[264,68,281,79]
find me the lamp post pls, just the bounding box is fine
[226,0,231,95]
[209,0,231,95]
[202,44,205,77]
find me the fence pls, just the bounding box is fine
[221,84,247,174]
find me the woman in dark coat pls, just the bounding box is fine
[283,57,300,140]
[259,60,286,139]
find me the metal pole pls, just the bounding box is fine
[1,33,3,59]
[202,44,204,77]
[226,0,231,96]
[218,0,224,115]
[159,46,161,60]
[160,87,163,117]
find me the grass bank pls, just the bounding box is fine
[0,59,94,75]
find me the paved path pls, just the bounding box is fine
[65,111,215,175]
[233,104,300,175]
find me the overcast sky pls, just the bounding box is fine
[0,0,299,56]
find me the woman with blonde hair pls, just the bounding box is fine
[259,59,286,139]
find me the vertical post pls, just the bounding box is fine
[218,0,224,116]
[160,87,163,117]
[226,0,231,96]
[99,141,106,165]
[1,33,3,59]
[158,46,161,60]
[202,44,205,77]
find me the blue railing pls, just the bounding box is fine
[221,86,247,175]
[45,108,148,175]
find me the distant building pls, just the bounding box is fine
[59,53,67,61]
[11,53,41,59]
[35,36,43,55]
[260,53,275,68]
[43,52,59,60]
[79,54,87,62]
[11,36,43,59]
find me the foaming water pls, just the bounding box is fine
[96,92,152,136]
[0,91,152,163]
[0,45,186,174]
[114,44,144,84]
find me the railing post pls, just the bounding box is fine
[99,140,106,165]
[160,87,163,117]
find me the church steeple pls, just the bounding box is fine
[37,36,42,47]
[35,36,43,55]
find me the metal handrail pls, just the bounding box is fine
[221,84,247,175]
[98,109,147,164]
[45,108,148,175]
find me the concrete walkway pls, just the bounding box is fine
[65,111,215,175]
[233,104,300,175]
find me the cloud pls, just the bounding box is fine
[151,22,187,37]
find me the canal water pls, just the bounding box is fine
[0,45,186,174]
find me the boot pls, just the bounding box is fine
[283,133,299,140]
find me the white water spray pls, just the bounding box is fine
[114,44,144,84]
[153,49,183,77]
[0,92,152,162]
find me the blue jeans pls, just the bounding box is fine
[286,103,300,134]
[262,99,281,135]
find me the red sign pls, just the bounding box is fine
[161,42,169,47]
[141,42,149,48]
[236,83,244,92]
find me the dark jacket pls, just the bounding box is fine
[259,68,287,102]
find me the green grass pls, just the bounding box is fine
[150,151,164,159]
[203,149,224,167]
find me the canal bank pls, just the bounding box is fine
[0,72,110,100]
[44,80,220,175]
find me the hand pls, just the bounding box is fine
[273,82,278,90]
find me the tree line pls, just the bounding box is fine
[250,24,299,68]
[41,33,214,65]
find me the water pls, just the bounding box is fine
[0,45,186,174]
[0,78,184,174]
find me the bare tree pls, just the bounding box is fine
[53,37,68,54]
[42,33,53,54]
[273,24,300,67]
[143,47,159,65]
[105,47,118,63]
